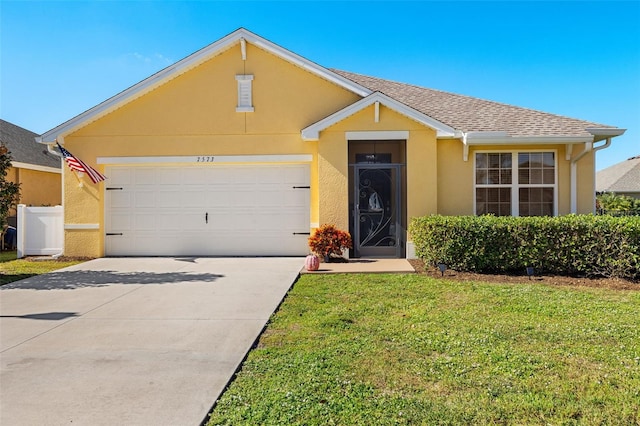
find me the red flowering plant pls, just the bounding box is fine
[308,224,353,260]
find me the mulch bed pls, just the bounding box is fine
[408,259,639,291]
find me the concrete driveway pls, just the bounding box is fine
[0,257,303,426]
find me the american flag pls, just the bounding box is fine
[57,143,107,184]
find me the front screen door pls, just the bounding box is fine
[353,164,402,257]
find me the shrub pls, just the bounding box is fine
[308,224,352,259]
[409,215,640,279]
[596,192,640,215]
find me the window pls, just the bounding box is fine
[475,152,556,216]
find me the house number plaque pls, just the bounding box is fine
[196,156,215,162]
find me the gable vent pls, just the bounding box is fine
[236,74,254,112]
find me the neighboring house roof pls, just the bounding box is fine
[596,156,640,193]
[0,119,61,170]
[37,27,625,145]
[332,70,616,139]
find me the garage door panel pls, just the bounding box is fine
[157,189,183,208]
[109,192,132,209]
[158,212,187,230]
[106,164,310,256]
[133,213,158,230]
[285,165,309,182]
[134,191,157,208]
[108,168,132,185]
[282,190,308,207]
[158,168,182,184]
[183,168,207,181]
[134,169,158,185]
[109,213,132,231]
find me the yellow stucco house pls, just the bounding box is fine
[36,28,625,258]
[1,119,62,223]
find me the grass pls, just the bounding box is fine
[0,251,86,285]
[207,274,640,425]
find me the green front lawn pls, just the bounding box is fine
[0,251,86,285]
[207,274,640,425]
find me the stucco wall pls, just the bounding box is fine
[7,166,61,211]
[56,38,600,258]
[316,104,439,244]
[436,141,474,215]
[16,168,62,206]
[435,142,596,216]
[61,41,360,257]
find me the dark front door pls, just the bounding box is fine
[353,164,402,257]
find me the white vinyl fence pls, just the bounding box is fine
[16,205,63,258]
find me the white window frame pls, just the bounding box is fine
[473,149,558,217]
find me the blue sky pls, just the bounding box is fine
[1,0,638,170]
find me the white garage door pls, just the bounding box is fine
[105,164,310,256]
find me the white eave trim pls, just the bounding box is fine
[345,131,410,140]
[458,131,608,162]
[586,127,626,139]
[37,28,372,144]
[463,132,595,145]
[301,92,456,141]
[11,162,62,174]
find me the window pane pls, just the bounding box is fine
[519,188,553,217]
[531,188,542,202]
[476,170,488,184]
[489,154,501,168]
[476,153,488,168]
[530,153,543,167]
[530,169,543,184]
[543,169,554,184]
[518,153,529,167]
[519,169,529,184]
[488,169,500,184]
[477,188,511,216]
[500,169,512,184]
[543,152,554,168]
[500,188,511,201]
[501,153,512,168]
[476,187,487,202]
[476,202,487,215]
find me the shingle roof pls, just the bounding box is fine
[0,119,61,169]
[331,69,615,138]
[596,156,640,193]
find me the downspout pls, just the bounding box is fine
[590,137,613,212]
[569,137,611,213]
[570,142,592,214]
[47,142,63,157]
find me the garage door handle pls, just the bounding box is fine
[106,233,123,236]
[205,212,208,224]
[293,232,311,235]
[292,186,310,189]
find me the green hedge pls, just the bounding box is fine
[409,215,640,279]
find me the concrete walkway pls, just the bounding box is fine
[300,258,415,274]
[0,257,303,426]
